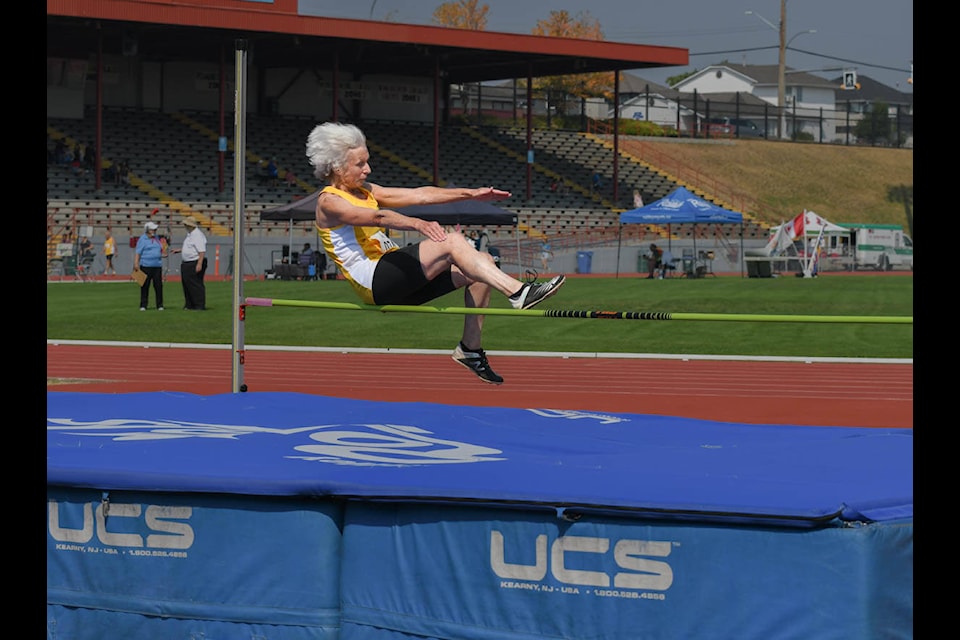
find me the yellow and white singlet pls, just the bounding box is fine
[316,185,399,304]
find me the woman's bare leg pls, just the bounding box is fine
[459,277,490,350]
[418,232,522,298]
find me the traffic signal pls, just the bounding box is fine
[842,70,860,90]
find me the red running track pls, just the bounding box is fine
[47,344,912,428]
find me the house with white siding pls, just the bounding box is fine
[671,63,839,141]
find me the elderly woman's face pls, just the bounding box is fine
[337,146,371,187]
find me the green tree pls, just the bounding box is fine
[431,0,489,29]
[665,70,696,87]
[854,101,893,146]
[529,10,610,117]
[432,2,490,117]
[887,184,914,240]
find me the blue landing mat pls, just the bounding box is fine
[47,391,912,526]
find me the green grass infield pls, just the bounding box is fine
[47,275,913,359]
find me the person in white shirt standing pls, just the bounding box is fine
[171,216,207,311]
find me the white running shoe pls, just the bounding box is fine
[509,275,566,310]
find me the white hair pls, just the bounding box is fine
[305,122,366,180]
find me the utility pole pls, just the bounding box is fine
[747,1,814,140]
[777,0,786,140]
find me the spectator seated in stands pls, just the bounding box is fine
[591,172,603,194]
[54,139,69,165]
[115,160,126,184]
[266,158,279,186]
[83,144,97,173]
[70,156,86,178]
[284,168,298,188]
[257,159,271,185]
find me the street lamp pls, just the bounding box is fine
[786,30,817,48]
[745,1,814,139]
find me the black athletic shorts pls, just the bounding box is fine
[371,242,456,305]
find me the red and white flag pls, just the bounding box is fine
[785,211,805,240]
[765,211,806,254]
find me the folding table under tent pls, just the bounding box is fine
[617,186,745,277]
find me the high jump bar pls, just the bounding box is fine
[243,298,912,324]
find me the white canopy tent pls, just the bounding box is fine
[764,210,850,277]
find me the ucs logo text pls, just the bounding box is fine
[490,531,674,590]
[48,500,194,549]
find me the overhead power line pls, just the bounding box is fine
[689,45,911,74]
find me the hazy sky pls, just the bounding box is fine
[301,0,913,93]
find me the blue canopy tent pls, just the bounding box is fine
[617,187,745,277]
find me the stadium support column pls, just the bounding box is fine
[434,56,440,186]
[526,65,533,203]
[613,71,620,205]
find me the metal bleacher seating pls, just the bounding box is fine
[49,108,759,263]
[47,108,318,242]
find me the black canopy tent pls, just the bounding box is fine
[259,188,523,271]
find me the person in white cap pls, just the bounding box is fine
[171,216,207,311]
[133,220,165,310]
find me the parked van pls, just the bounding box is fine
[838,223,913,271]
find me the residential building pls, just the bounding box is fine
[443,67,913,147]
[828,74,913,147]
[611,73,776,138]
[672,63,838,141]
[609,74,685,131]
